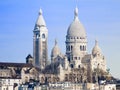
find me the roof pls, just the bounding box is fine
[26,54,33,59]
[0,62,33,67]
[51,39,61,57]
[35,9,46,27]
[0,77,21,79]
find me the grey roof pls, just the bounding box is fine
[35,9,46,27]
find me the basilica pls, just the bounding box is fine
[30,7,107,83]
[0,7,109,86]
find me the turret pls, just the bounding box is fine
[92,40,102,57]
[26,54,33,65]
[51,39,61,62]
[91,40,107,72]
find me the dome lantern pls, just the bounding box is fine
[74,7,78,20]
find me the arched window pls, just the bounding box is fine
[68,57,70,62]
[80,46,82,51]
[68,46,70,51]
[42,34,45,38]
[71,45,73,51]
[74,57,77,60]
[71,64,74,68]
[83,46,85,51]
[84,46,86,51]
[36,34,40,39]
[83,45,86,51]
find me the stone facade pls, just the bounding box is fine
[29,7,108,84]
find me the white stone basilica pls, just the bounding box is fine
[32,7,107,83]
[0,7,116,90]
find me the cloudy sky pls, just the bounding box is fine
[0,0,120,78]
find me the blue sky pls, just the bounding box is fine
[0,0,120,78]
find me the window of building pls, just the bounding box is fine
[68,57,70,62]
[84,46,86,51]
[36,34,40,39]
[66,46,70,51]
[74,57,77,60]
[71,64,74,68]
[68,46,70,51]
[80,46,82,51]
[83,46,85,51]
[71,46,73,51]
[42,34,45,38]
[67,36,70,39]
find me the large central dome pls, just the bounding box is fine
[67,7,86,38]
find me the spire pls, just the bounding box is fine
[95,39,98,46]
[55,39,57,45]
[35,8,46,28]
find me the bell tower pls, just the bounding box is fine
[33,9,48,69]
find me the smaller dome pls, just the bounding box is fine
[51,40,61,57]
[92,40,102,56]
